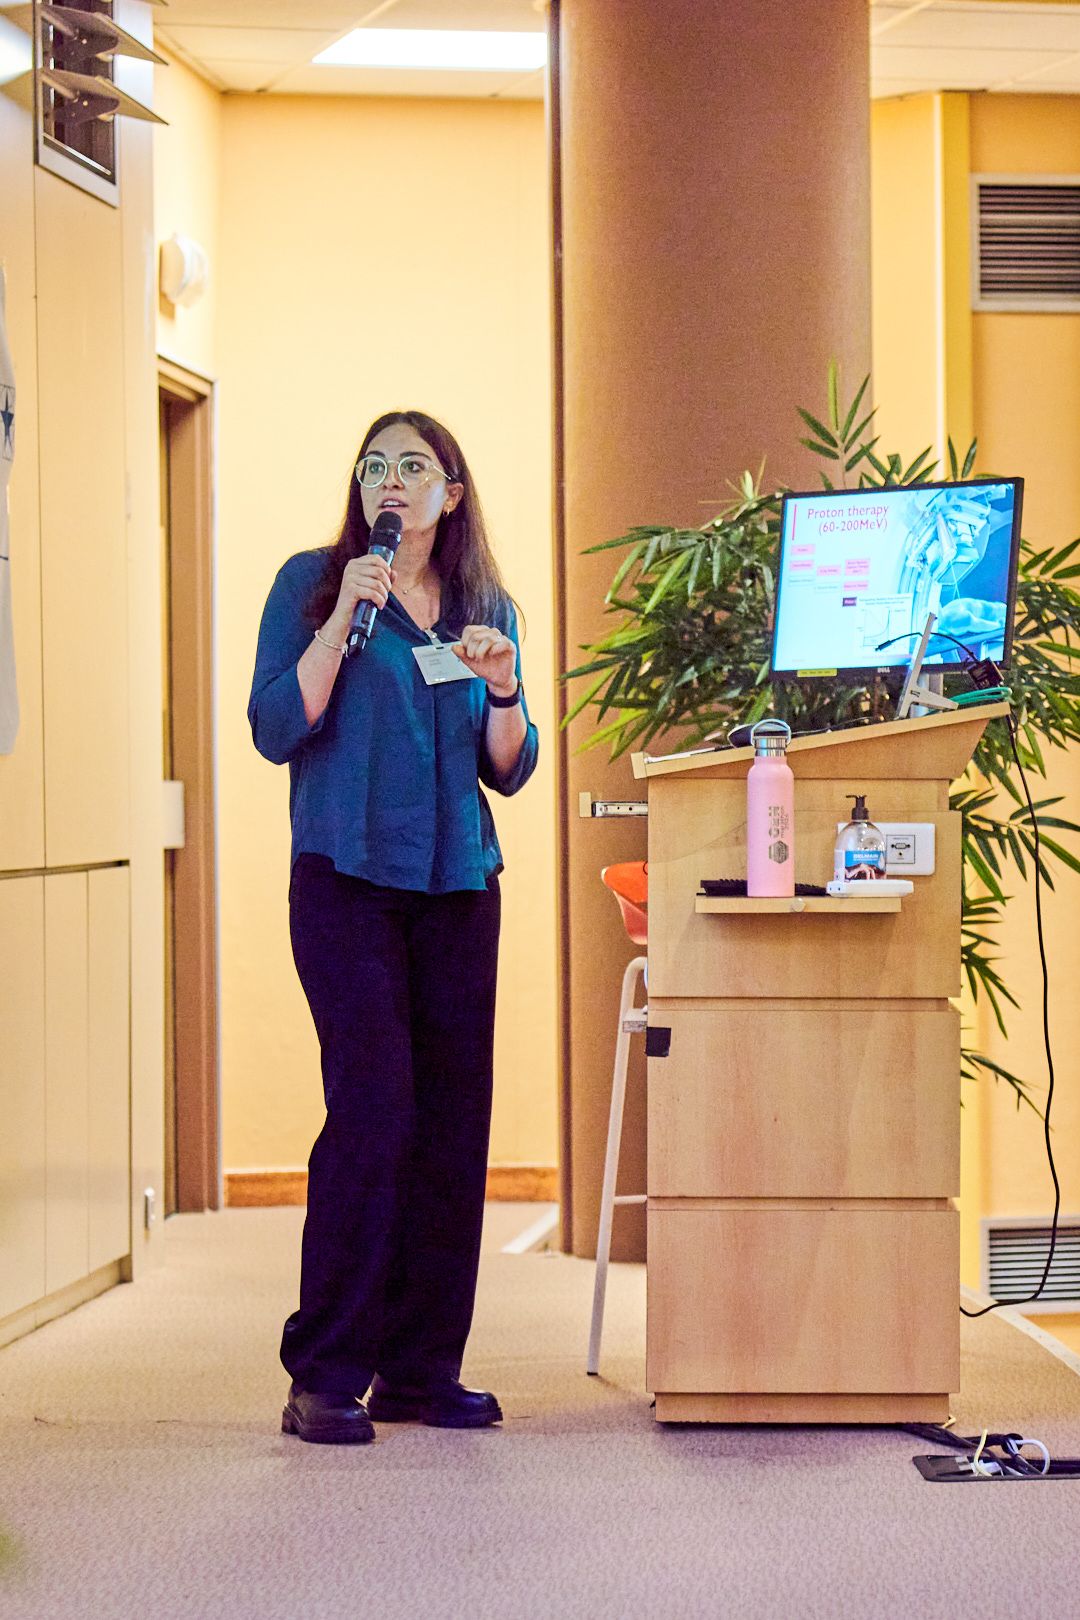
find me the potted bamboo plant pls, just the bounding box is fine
[564,366,1080,1108]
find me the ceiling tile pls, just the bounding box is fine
[158,26,341,64]
[379,0,547,29]
[871,43,1068,85]
[878,4,1080,52]
[155,1,361,24]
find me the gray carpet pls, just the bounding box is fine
[1,1204,1078,1620]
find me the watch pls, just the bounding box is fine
[487,679,522,708]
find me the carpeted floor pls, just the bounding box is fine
[1,1203,1078,1620]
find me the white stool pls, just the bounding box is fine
[587,953,648,1376]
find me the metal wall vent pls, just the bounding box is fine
[983,1216,1080,1313]
[972,176,1080,313]
[5,0,168,206]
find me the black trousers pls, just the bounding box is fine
[281,853,501,1395]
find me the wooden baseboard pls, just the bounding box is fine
[224,1165,559,1208]
[484,1165,559,1202]
[225,1170,308,1207]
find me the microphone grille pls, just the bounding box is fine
[369,508,403,554]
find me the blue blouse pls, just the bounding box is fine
[248,549,539,894]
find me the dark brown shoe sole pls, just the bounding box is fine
[281,1405,375,1444]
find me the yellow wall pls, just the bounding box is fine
[154,50,222,382]
[967,95,1080,1248]
[872,93,1080,1307]
[153,79,557,1174]
[871,96,941,460]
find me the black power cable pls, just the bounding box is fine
[961,712,1061,1318]
[874,629,1063,1318]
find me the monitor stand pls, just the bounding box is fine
[895,613,959,721]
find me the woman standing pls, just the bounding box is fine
[248,410,538,1445]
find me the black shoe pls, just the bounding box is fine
[281,1382,375,1445]
[367,1374,503,1429]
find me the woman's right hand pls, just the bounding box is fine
[327,554,396,636]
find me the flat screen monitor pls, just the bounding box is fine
[770,478,1023,679]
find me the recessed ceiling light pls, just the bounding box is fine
[313,28,547,73]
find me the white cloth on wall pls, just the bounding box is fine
[0,264,18,754]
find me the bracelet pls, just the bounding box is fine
[487,679,522,708]
[314,628,346,656]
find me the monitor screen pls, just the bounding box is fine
[771,478,1023,678]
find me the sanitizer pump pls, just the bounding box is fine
[747,720,795,898]
[834,795,887,881]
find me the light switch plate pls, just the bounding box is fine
[836,821,936,875]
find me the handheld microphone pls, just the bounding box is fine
[346,509,403,656]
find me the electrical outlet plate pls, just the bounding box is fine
[835,821,936,875]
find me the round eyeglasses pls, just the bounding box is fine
[354,452,454,490]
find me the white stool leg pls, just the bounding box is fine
[588,954,647,1376]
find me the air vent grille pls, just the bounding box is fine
[986,1219,1080,1308]
[974,178,1080,311]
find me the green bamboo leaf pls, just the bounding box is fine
[800,438,840,460]
[964,842,1006,901]
[947,437,960,480]
[827,361,841,432]
[583,527,666,555]
[605,539,647,602]
[840,375,870,442]
[1029,832,1080,875]
[1049,537,1080,572]
[845,440,880,472]
[902,446,936,482]
[561,670,612,727]
[961,438,979,477]
[796,407,838,447]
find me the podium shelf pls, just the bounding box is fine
[695,895,901,915]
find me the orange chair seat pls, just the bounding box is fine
[601,861,648,946]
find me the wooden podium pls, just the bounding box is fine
[632,704,1009,1425]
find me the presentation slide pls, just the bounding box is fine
[772,482,1019,675]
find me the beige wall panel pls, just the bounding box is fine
[0,58,46,871]
[0,876,46,1319]
[35,172,130,868]
[648,1007,960,1199]
[117,1,168,1272]
[44,872,89,1295]
[646,1207,959,1395]
[647,779,960,1001]
[88,866,131,1270]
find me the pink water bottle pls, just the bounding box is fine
[746,719,795,897]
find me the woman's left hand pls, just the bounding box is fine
[453,626,518,697]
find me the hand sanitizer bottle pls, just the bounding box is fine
[834,795,887,882]
[747,720,795,897]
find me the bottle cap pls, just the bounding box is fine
[847,794,869,820]
[750,719,792,757]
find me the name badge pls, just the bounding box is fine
[412,640,478,687]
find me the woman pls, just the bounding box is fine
[248,410,538,1445]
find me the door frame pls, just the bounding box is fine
[158,358,220,1212]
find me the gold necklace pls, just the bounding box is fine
[397,570,436,599]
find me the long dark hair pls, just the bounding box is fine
[305,410,513,633]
